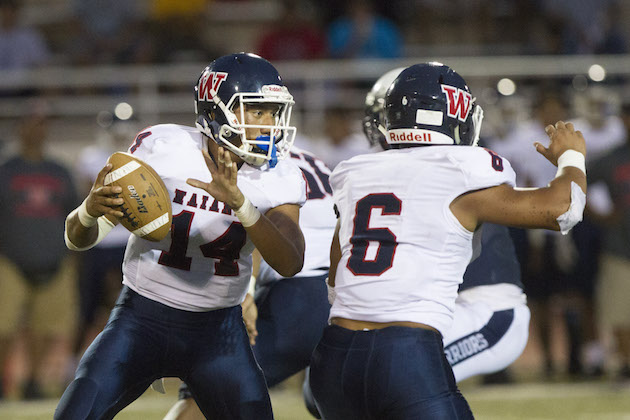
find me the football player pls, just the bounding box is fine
[309,62,587,419]
[364,68,530,383]
[56,53,306,420]
[300,68,532,420]
[163,144,337,420]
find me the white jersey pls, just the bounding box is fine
[121,124,306,311]
[330,146,516,334]
[257,145,337,285]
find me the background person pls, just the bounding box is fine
[0,102,79,399]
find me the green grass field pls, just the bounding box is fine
[1,378,630,420]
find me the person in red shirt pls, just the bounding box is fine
[256,2,325,61]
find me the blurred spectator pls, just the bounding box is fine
[588,100,630,381]
[0,101,79,399]
[303,107,374,170]
[595,0,628,54]
[490,89,562,187]
[567,86,626,377]
[541,0,616,54]
[402,0,496,54]
[68,0,154,65]
[255,1,325,61]
[72,113,132,356]
[148,0,212,62]
[493,87,588,378]
[0,0,50,70]
[572,86,626,162]
[483,95,527,151]
[327,0,402,59]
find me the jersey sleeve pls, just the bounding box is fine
[236,164,305,216]
[127,126,157,162]
[453,147,516,192]
[126,125,185,175]
[258,159,307,209]
[329,160,350,218]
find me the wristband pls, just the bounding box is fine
[248,275,257,295]
[77,199,98,228]
[327,281,336,305]
[234,197,261,227]
[556,150,586,176]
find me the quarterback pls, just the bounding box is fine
[164,144,337,420]
[56,53,306,420]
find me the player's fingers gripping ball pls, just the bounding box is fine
[104,152,172,241]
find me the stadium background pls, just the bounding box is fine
[1,0,630,418]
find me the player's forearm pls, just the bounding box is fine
[509,167,586,231]
[545,167,587,231]
[65,203,118,250]
[553,166,586,196]
[247,213,304,277]
[65,210,99,249]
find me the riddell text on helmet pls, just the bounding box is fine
[387,129,454,145]
[389,130,432,142]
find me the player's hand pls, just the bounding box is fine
[85,163,125,219]
[241,293,258,346]
[534,121,586,166]
[187,147,245,210]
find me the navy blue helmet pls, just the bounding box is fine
[194,53,296,168]
[363,67,405,150]
[384,62,483,148]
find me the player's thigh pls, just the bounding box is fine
[443,299,495,346]
[254,276,329,385]
[57,308,160,419]
[186,324,272,420]
[31,256,78,337]
[448,304,530,382]
[309,328,367,420]
[370,328,471,419]
[0,255,28,337]
[311,326,471,420]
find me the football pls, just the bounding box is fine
[104,152,172,242]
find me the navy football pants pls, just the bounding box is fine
[253,275,331,386]
[55,286,272,420]
[179,274,330,398]
[310,325,474,420]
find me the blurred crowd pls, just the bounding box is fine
[1,0,630,403]
[1,0,629,73]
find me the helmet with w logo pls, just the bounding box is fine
[194,53,296,168]
[384,62,483,148]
